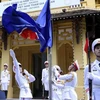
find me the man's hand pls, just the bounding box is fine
[9,49,16,60]
[87,72,94,80]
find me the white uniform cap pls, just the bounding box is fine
[4,63,8,67]
[73,60,79,71]
[92,38,100,52]
[44,61,49,64]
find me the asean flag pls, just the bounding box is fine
[20,28,38,40]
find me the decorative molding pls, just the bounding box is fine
[10,33,40,49]
[73,18,82,44]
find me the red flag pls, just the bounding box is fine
[84,38,89,53]
[20,28,38,40]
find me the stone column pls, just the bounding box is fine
[73,18,87,100]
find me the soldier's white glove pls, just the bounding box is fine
[55,70,60,77]
[87,72,94,80]
[24,69,30,76]
[52,66,60,77]
[52,66,57,72]
[9,49,16,60]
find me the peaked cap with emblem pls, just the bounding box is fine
[92,38,100,52]
[4,63,8,67]
[44,61,49,64]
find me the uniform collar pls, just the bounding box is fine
[45,67,49,69]
[92,60,100,69]
[4,69,7,72]
[94,59,100,65]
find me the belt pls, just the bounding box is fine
[64,86,74,89]
[20,84,29,88]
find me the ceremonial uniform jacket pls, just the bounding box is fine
[13,60,35,99]
[41,68,49,91]
[52,76,64,100]
[57,71,78,100]
[0,70,10,90]
[1,70,10,84]
[84,60,100,100]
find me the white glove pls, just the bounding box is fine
[55,70,60,77]
[9,49,16,60]
[86,89,94,100]
[52,66,57,72]
[87,72,94,80]
[24,69,30,76]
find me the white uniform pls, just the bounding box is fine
[52,78,64,100]
[1,70,10,90]
[56,71,78,100]
[84,60,100,100]
[10,49,35,100]
[41,68,49,91]
[52,65,64,100]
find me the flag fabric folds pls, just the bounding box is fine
[84,38,89,53]
[36,0,52,51]
[2,0,52,52]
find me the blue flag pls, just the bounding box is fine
[36,0,52,52]
[2,0,52,52]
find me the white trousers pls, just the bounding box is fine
[1,83,8,90]
[62,87,77,100]
[87,88,100,100]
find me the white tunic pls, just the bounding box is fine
[1,70,10,90]
[13,59,35,99]
[56,71,78,100]
[52,78,64,100]
[41,68,49,91]
[84,60,100,100]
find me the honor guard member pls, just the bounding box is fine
[54,60,79,100]
[10,49,35,100]
[52,65,64,100]
[0,63,10,98]
[41,61,49,99]
[84,38,100,100]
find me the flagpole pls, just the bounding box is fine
[87,32,92,100]
[48,47,52,100]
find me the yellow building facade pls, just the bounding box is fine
[0,0,100,99]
